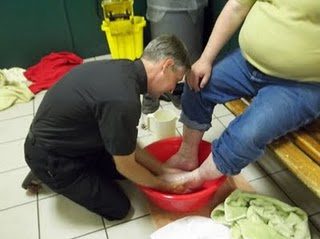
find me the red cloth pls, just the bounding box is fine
[24,52,83,94]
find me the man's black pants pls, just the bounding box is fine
[24,134,130,220]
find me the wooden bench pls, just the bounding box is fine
[224,99,320,198]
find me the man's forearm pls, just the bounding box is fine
[201,0,252,63]
[135,145,165,175]
[114,153,164,188]
[114,153,190,193]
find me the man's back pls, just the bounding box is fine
[31,59,147,155]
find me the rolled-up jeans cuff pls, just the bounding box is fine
[179,112,211,131]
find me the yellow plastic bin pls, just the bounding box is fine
[101,16,146,60]
[101,0,134,21]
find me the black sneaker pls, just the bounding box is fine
[142,94,160,114]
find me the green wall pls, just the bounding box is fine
[0,0,108,68]
[0,0,237,68]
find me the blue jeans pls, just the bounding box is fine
[180,49,320,175]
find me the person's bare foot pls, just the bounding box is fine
[159,169,203,193]
[165,150,198,171]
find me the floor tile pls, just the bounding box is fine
[0,100,33,121]
[249,176,292,205]
[213,104,231,117]
[256,150,286,174]
[310,213,320,234]
[217,114,235,128]
[75,229,107,239]
[271,170,320,215]
[0,202,38,239]
[240,162,266,182]
[161,104,182,127]
[176,126,183,136]
[0,139,26,173]
[0,167,36,210]
[107,216,155,239]
[138,114,152,138]
[137,125,152,138]
[37,184,57,200]
[0,115,32,143]
[38,195,104,239]
[203,119,225,142]
[104,180,149,227]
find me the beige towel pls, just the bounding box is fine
[0,68,34,111]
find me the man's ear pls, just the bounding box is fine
[162,58,174,71]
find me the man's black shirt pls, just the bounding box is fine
[31,59,147,156]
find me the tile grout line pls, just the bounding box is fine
[263,171,302,207]
[256,160,288,176]
[310,211,320,217]
[0,165,28,175]
[33,97,36,116]
[0,113,34,123]
[70,228,106,239]
[216,117,228,129]
[255,162,287,178]
[247,174,268,183]
[0,114,33,123]
[214,112,233,119]
[37,193,59,202]
[0,137,26,145]
[102,217,109,239]
[104,213,151,230]
[249,166,295,204]
[36,192,41,239]
[0,199,37,213]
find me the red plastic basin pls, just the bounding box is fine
[138,137,226,213]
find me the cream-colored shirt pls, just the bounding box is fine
[238,0,320,82]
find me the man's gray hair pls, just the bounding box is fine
[142,35,191,70]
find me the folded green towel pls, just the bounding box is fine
[211,190,310,239]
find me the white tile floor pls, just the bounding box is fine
[1,56,320,239]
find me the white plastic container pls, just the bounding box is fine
[146,109,177,139]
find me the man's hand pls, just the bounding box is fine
[186,57,213,92]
